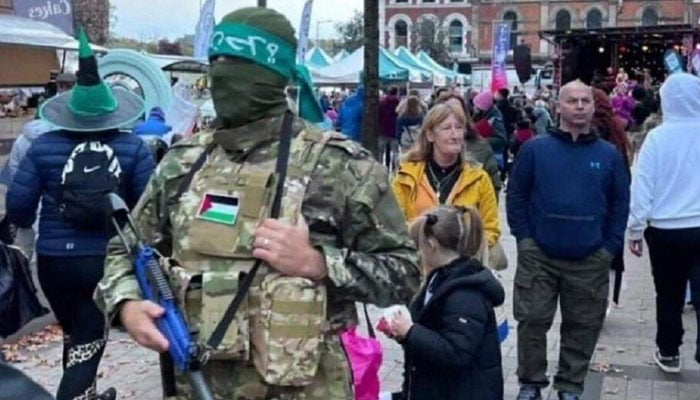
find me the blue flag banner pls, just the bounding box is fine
[195,0,216,60]
[491,21,511,93]
[297,0,314,64]
[13,0,75,36]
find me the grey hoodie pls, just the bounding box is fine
[0,120,51,185]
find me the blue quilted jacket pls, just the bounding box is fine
[6,129,155,256]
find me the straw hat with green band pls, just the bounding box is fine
[39,29,145,132]
[208,10,324,124]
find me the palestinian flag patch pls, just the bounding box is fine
[196,193,240,225]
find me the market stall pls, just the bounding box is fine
[0,14,106,87]
[311,46,410,85]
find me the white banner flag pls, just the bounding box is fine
[194,0,216,60]
[297,0,314,63]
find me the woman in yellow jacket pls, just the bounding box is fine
[392,103,501,248]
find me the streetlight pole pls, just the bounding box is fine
[363,0,380,159]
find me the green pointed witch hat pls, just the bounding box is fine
[39,29,145,132]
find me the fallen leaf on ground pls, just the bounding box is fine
[3,350,27,363]
[33,355,59,368]
[590,362,611,373]
[1,325,64,362]
[615,347,626,353]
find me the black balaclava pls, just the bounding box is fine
[209,8,297,128]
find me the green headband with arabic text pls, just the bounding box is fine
[208,23,323,123]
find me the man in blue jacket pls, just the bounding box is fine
[507,80,629,400]
[337,85,364,142]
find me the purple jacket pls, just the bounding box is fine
[379,94,400,139]
[612,95,635,127]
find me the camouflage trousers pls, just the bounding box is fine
[513,238,612,395]
[171,335,353,400]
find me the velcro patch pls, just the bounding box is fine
[196,193,240,225]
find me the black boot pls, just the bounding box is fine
[97,387,117,400]
[696,308,700,364]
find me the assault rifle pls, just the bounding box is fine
[105,193,214,400]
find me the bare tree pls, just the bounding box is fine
[362,0,380,160]
[410,18,450,66]
[334,11,364,53]
[74,0,110,44]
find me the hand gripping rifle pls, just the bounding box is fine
[105,193,214,400]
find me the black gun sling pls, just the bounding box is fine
[206,112,294,351]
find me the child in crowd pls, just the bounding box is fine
[384,205,505,400]
[511,118,535,158]
[325,105,339,126]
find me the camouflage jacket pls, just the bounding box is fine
[95,114,421,329]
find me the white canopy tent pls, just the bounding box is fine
[395,46,453,85]
[333,49,350,62]
[0,14,106,52]
[0,14,106,86]
[305,47,334,69]
[311,47,365,84]
[312,46,426,85]
[382,48,431,83]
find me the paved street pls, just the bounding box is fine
[2,195,699,400]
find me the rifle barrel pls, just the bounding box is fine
[188,370,215,400]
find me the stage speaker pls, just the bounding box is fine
[457,62,472,75]
[514,44,532,84]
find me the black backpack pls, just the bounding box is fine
[59,141,122,230]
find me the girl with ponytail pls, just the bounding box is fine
[384,205,505,400]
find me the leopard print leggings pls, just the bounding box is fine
[38,255,109,400]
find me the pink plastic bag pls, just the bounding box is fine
[340,305,383,400]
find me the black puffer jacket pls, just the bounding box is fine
[400,256,504,400]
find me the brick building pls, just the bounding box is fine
[0,0,13,14]
[381,0,697,65]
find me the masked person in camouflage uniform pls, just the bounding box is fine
[94,7,421,400]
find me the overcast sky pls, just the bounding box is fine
[111,0,363,41]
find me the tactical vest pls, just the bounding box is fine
[166,129,331,386]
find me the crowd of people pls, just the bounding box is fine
[0,6,699,400]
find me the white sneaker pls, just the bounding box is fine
[654,349,681,374]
